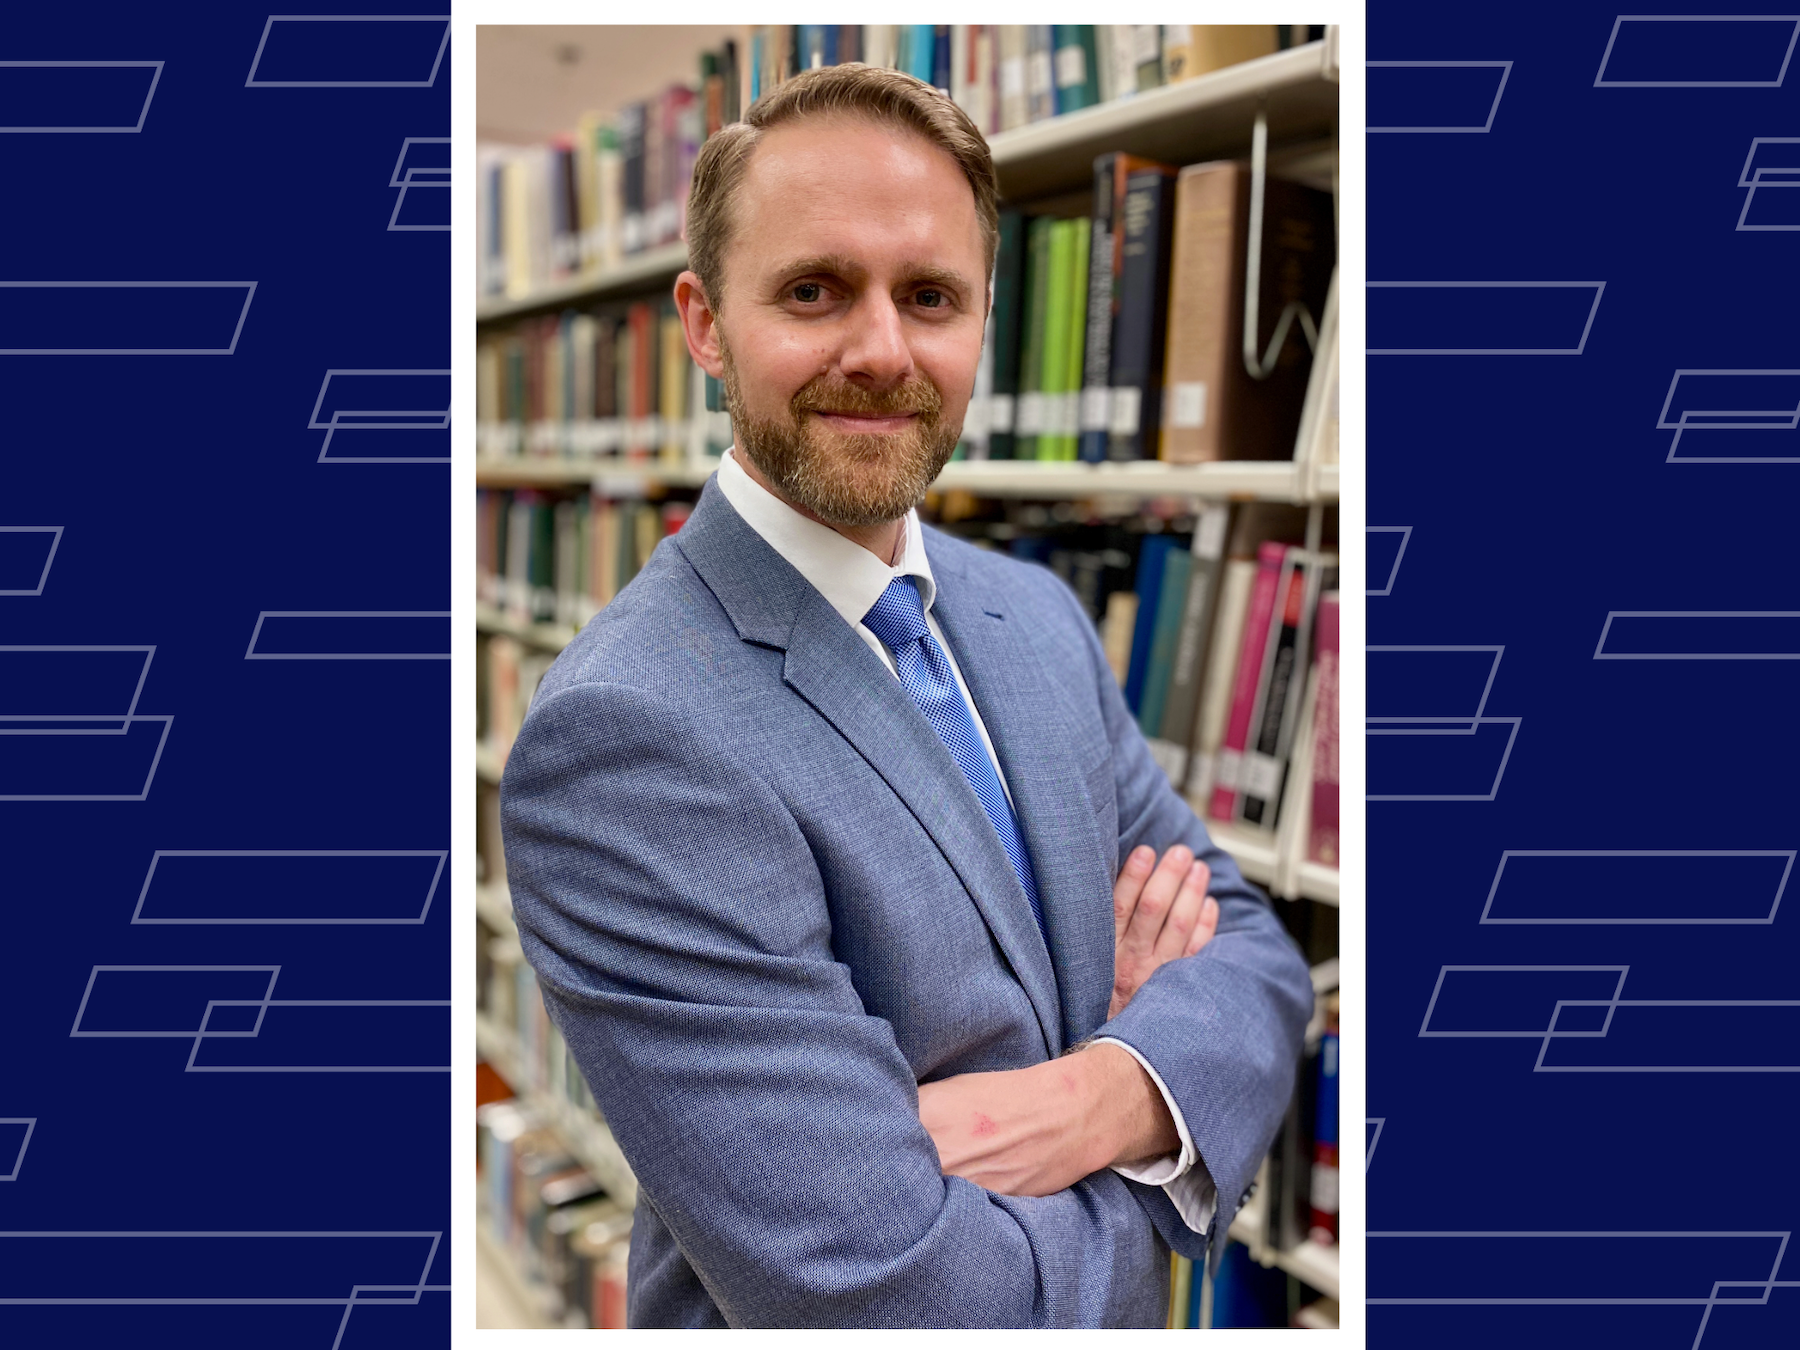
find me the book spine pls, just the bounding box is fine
[1162,24,1193,83]
[1310,1018,1340,1246]
[1308,593,1340,866]
[998,27,1030,131]
[1240,550,1307,825]
[1052,26,1093,114]
[909,25,936,82]
[932,25,952,94]
[1132,24,1164,91]
[1122,533,1174,715]
[1108,167,1178,461]
[1156,503,1232,781]
[1038,219,1073,461]
[1058,215,1090,460]
[1159,162,1240,464]
[1079,154,1118,463]
[1015,216,1053,460]
[618,104,645,256]
[1209,540,1285,821]
[1026,25,1056,122]
[988,210,1026,460]
[1136,545,1192,740]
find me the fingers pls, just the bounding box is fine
[1152,861,1210,963]
[1112,845,1155,946]
[1184,895,1220,957]
[1120,844,1194,961]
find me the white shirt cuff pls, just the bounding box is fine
[1094,1037,1217,1236]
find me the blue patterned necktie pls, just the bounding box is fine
[862,576,1048,948]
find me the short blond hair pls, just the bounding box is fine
[685,63,999,310]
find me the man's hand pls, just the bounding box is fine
[917,1043,1179,1197]
[1111,844,1218,1019]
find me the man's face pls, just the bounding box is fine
[712,114,988,529]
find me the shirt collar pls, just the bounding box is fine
[715,447,937,630]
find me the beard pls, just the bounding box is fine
[720,336,962,531]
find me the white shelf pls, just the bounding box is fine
[1192,807,1338,907]
[474,41,1336,324]
[476,1013,639,1210]
[476,241,690,324]
[986,41,1336,201]
[474,454,1336,503]
[478,603,576,653]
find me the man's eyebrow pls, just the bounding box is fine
[769,254,976,294]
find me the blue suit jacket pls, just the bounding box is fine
[501,479,1313,1327]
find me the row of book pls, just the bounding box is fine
[478,26,1322,302]
[477,1095,632,1329]
[966,498,1338,856]
[475,488,1338,864]
[474,305,731,463]
[476,488,692,629]
[474,150,1338,472]
[967,156,1335,465]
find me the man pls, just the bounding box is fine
[501,63,1313,1328]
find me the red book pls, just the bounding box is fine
[1208,539,1287,821]
[1308,593,1340,867]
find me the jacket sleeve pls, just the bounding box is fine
[501,678,1166,1328]
[1046,571,1315,1255]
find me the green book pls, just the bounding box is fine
[1136,545,1192,737]
[1060,216,1091,461]
[1015,216,1054,461]
[1037,219,1073,461]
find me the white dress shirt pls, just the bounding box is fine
[715,449,1217,1235]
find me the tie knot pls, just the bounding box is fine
[862,575,931,651]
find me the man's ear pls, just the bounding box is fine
[673,270,725,379]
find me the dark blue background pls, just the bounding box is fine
[0,7,448,1347]
[1371,6,1800,1347]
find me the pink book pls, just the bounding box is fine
[1209,540,1288,822]
[1308,593,1340,867]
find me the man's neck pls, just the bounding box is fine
[733,449,906,567]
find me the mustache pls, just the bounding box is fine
[790,377,942,419]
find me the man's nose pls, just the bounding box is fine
[836,291,914,388]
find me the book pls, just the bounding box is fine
[1189,25,1281,78]
[1309,996,1339,1246]
[1135,544,1192,742]
[1080,153,1176,463]
[1148,503,1233,785]
[1307,593,1340,867]
[1132,25,1164,91]
[1052,26,1099,114]
[997,26,1030,131]
[1108,164,1181,461]
[1159,161,1337,464]
[1026,25,1056,123]
[1014,216,1054,461]
[1239,547,1307,826]
[1122,533,1177,716]
[1188,555,1255,805]
[1037,217,1088,461]
[1209,539,1285,821]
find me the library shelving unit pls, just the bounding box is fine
[475,28,1340,1327]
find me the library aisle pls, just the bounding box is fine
[474,24,1339,1330]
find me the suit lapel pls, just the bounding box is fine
[677,482,1063,1057]
[927,540,1117,1053]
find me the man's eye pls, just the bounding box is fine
[916,289,946,308]
[792,283,823,303]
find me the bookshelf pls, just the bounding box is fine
[475,25,1340,1331]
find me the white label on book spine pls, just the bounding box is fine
[1055,44,1087,89]
[962,396,990,439]
[1170,381,1208,429]
[1241,752,1283,801]
[1028,50,1054,96]
[1016,391,1047,435]
[1000,56,1026,98]
[1081,386,1112,432]
[1311,1163,1339,1214]
[1133,25,1161,66]
[1147,738,1188,785]
[988,393,1015,432]
[1109,385,1142,436]
[1194,504,1228,561]
[1056,391,1081,436]
[1214,748,1242,792]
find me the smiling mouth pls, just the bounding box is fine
[812,410,920,429]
